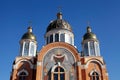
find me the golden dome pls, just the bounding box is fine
[83,27,97,40]
[46,12,72,32]
[21,27,36,41]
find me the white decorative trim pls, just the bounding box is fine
[102,65,106,68]
[51,63,66,72]
[17,69,29,76]
[90,69,101,76]
[13,65,16,69]
[81,65,88,69]
[14,59,33,69]
[86,59,103,68]
[77,61,81,66]
[106,73,109,76]
[37,61,42,66]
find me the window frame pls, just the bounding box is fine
[17,69,28,80]
[51,65,65,80]
[90,70,100,80]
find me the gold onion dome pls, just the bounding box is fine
[21,27,36,41]
[46,12,72,32]
[83,27,97,41]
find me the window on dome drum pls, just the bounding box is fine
[95,43,100,56]
[70,37,72,44]
[30,42,35,56]
[19,72,27,80]
[24,42,29,56]
[50,35,53,43]
[20,44,23,56]
[91,72,99,80]
[55,33,59,42]
[53,66,65,80]
[84,43,89,56]
[60,34,65,42]
[47,37,49,44]
[89,41,95,56]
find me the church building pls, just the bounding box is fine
[10,12,109,80]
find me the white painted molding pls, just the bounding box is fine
[80,65,87,69]
[14,59,33,69]
[17,69,29,76]
[86,59,103,68]
[13,65,16,69]
[51,63,66,72]
[90,69,101,76]
[106,73,109,76]
[77,61,81,66]
[37,61,42,66]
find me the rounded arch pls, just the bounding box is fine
[37,42,80,61]
[14,59,33,69]
[89,70,101,80]
[17,69,29,76]
[37,42,79,80]
[51,62,66,72]
[90,69,101,76]
[86,59,104,68]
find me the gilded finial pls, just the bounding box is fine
[28,27,32,33]
[28,21,32,33]
[57,6,62,19]
[87,26,91,33]
[87,21,92,33]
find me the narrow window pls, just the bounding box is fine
[70,37,72,44]
[55,33,59,42]
[30,42,35,56]
[60,34,65,42]
[89,41,95,56]
[47,37,49,44]
[95,43,100,56]
[84,43,89,56]
[19,72,27,80]
[24,42,29,56]
[53,66,65,80]
[50,35,53,43]
[91,71,99,80]
[20,43,23,56]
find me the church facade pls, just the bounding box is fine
[10,12,109,80]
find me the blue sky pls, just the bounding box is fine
[0,0,120,80]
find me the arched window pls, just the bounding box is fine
[18,70,28,80]
[53,66,65,80]
[19,72,27,80]
[90,71,99,80]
